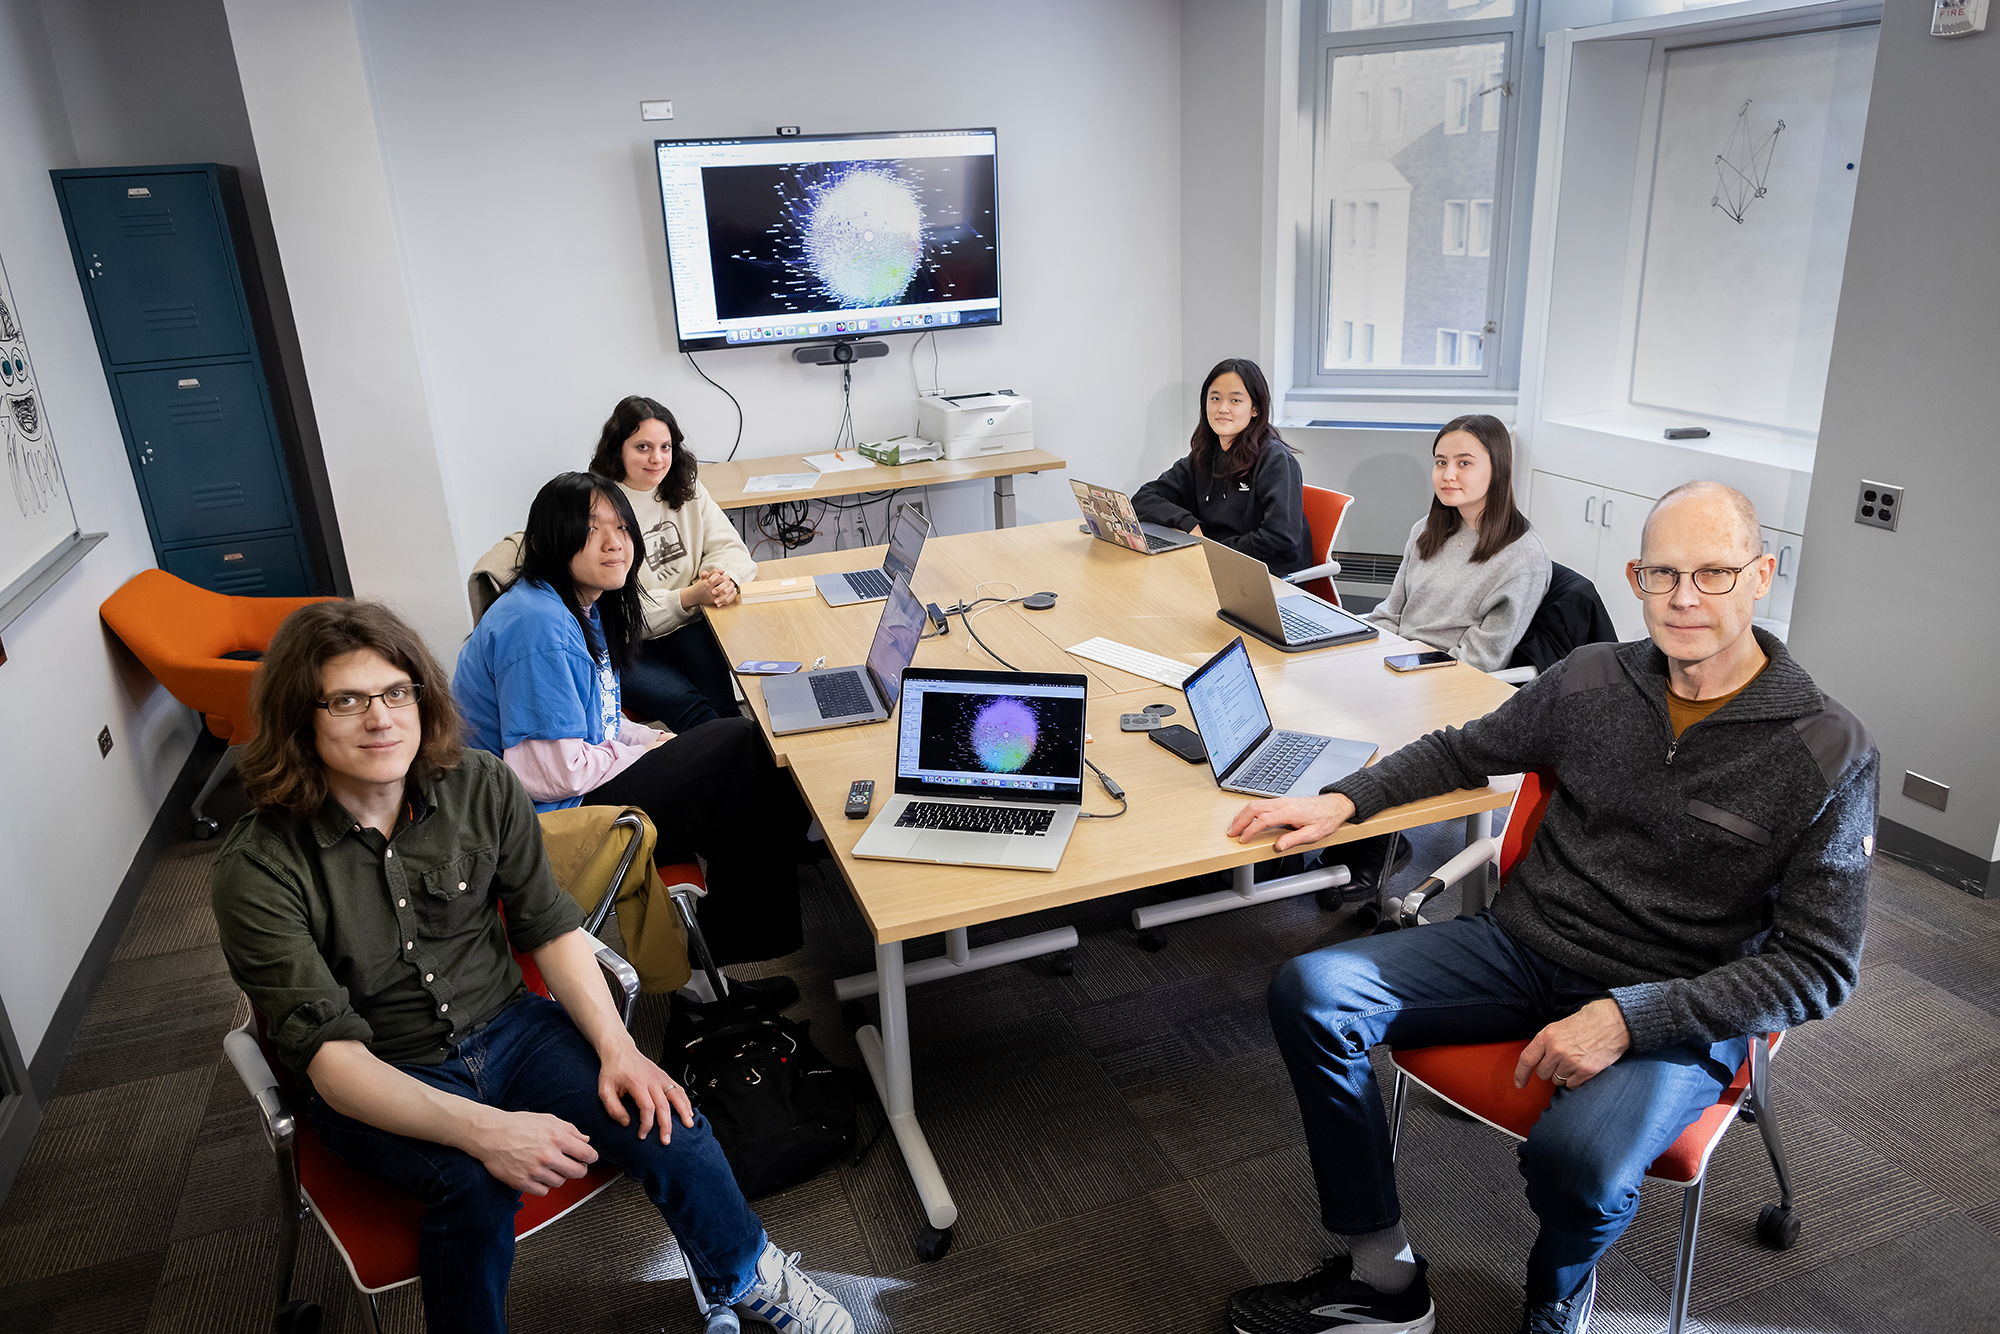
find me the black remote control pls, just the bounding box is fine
[844,780,875,819]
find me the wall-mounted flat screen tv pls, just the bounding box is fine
[655,127,1002,353]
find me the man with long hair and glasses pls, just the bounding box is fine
[1222,481,1877,1334]
[210,600,853,1334]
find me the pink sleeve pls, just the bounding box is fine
[503,736,654,803]
[616,718,668,747]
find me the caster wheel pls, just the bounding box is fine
[272,1299,323,1334]
[1316,887,1346,910]
[1737,1104,1759,1125]
[1371,917,1401,935]
[1352,901,1380,930]
[193,817,221,840]
[1757,1203,1801,1250]
[1135,930,1167,953]
[914,1222,954,1263]
[840,1000,870,1033]
[1048,949,1075,977]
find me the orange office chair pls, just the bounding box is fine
[1282,484,1354,606]
[225,811,722,1334]
[100,569,336,837]
[1382,773,1801,1334]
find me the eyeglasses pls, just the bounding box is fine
[1632,558,1761,596]
[316,683,424,717]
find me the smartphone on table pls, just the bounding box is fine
[1385,651,1455,672]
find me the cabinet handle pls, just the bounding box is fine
[1583,496,1595,525]
[1778,545,1794,577]
[1601,500,1613,528]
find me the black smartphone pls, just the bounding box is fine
[1385,651,1455,672]
[1149,723,1207,764]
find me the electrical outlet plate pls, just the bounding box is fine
[1903,771,1949,812]
[1855,479,1902,531]
[639,100,673,121]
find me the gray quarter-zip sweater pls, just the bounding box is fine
[1326,628,1877,1052]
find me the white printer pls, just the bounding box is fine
[916,392,1034,461]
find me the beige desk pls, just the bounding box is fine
[708,523,1520,1248]
[700,447,1065,529]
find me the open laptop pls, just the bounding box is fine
[762,574,926,735]
[852,666,1089,873]
[1199,536,1378,653]
[1070,479,1200,555]
[814,502,930,607]
[1182,636,1378,798]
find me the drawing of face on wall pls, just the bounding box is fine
[0,279,64,517]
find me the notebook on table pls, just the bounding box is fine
[851,667,1089,872]
[814,502,931,607]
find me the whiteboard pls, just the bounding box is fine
[1630,26,1878,435]
[0,247,83,621]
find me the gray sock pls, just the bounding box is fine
[1343,1221,1418,1295]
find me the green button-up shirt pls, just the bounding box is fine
[211,748,584,1074]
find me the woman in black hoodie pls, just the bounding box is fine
[1133,357,1311,575]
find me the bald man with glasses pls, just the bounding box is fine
[1223,481,1878,1334]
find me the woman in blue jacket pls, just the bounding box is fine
[455,472,808,996]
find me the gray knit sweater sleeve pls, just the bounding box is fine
[1366,521,1550,672]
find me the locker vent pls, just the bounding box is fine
[167,396,224,425]
[190,482,246,511]
[1328,552,1404,585]
[119,209,176,237]
[141,303,200,332]
[213,567,267,594]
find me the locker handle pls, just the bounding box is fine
[1583,496,1595,525]
[1601,500,1613,528]
[1777,545,1794,577]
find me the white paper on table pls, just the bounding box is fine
[742,473,819,493]
[803,451,877,474]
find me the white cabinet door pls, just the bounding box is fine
[1528,471,1602,577]
[1759,525,1803,628]
[1593,486,1653,642]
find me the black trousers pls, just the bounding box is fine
[585,717,807,966]
[621,620,740,733]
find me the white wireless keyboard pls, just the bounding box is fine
[1065,637,1194,689]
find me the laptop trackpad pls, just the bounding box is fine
[912,831,999,864]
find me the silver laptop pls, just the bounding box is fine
[1199,536,1378,653]
[1070,479,1200,555]
[852,667,1089,873]
[1182,636,1377,798]
[763,574,926,735]
[814,502,931,606]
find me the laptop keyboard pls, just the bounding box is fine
[809,671,874,719]
[1236,731,1332,793]
[842,567,893,600]
[894,802,1054,836]
[1143,531,1178,551]
[1278,605,1335,642]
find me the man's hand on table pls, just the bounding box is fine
[1228,792,1358,854]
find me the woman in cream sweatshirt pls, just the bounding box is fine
[587,394,758,731]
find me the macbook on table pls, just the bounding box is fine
[762,573,927,735]
[814,501,931,607]
[1199,536,1377,652]
[1181,635,1377,799]
[852,666,1089,873]
[1070,479,1200,555]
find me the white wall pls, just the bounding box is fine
[0,0,199,1068]
[241,0,1185,628]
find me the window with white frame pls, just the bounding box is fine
[1303,0,1529,387]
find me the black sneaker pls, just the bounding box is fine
[726,973,801,1012]
[1520,1269,1595,1334]
[1339,833,1415,900]
[1228,1254,1436,1334]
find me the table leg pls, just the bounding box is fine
[992,473,1017,528]
[1131,859,1352,930]
[853,939,958,1232]
[833,923,1078,1001]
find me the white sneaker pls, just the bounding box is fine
[736,1242,855,1334]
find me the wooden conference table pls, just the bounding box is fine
[701,447,1066,529]
[702,521,1519,1252]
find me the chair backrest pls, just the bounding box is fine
[468,533,526,628]
[1300,485,1355,606]
[1498,770,1556,885]
[1505,561,1619,674]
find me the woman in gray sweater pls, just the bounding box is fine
[1368,414,1550,672]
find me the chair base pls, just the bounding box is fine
[191,744,242,838]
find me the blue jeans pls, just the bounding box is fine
[621,621,738,734]
[1269,912,1747,1304]
[308,994,767,1333]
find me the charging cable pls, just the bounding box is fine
[1078,758,1127,819]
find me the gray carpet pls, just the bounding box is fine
[4,777,1999,1333]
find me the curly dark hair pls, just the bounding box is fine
[238,600,463,819]
[589,395,697,509]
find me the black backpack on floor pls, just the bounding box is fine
[663,999,863,1199]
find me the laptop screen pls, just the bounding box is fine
[864,576,929,710]
[1070,479,1149,553]
[895,669,1088,801]
[882,502,931,584]
[1182,637,1272,780]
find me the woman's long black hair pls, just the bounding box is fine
[1189,357,1291,483]
[1414,414,1531,564]
[520,472,648,676]
[589,395,698,509]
